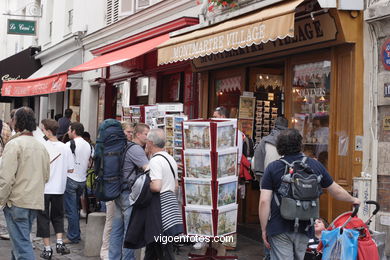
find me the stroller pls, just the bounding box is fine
[317,201,386,260]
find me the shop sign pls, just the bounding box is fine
[1,74,22,81]
[382,39,390,71]
[384,116,390,131]
[193,13,338,69]
[7,19,36,35]
[385,83,390,97]
[1,73,67,97]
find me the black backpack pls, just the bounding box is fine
[94,119,127,201]
[274,156,323,231]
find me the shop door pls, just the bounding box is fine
[244,66,284,224]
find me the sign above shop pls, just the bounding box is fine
[382,39,390,71]
[193,13,338,69]
[7,19,36,35]
[385,83,390,97]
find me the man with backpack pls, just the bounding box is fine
[109,123,150,260]
[259,128,360,260]
[63,122,92,244]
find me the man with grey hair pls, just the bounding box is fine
[145,128,183,260]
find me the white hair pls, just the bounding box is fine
[147,128,166,148]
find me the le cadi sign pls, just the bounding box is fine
[7,19,36,36]
[382,39,390,71]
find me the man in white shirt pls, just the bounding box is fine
[147,128,183,259]
[37,119,74,259]
[63,122,92,244]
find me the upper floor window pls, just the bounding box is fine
[68,9,73,26]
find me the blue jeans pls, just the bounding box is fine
[3,206,37,260]
[269,232,308,260]
[109,191,135,260]
[64,177,85,243]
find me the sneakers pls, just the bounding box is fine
[56,243,70,255]
[40,248,53,260]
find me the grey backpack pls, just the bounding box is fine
[274,157,323,232]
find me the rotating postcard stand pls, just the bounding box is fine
[182,120,239,260]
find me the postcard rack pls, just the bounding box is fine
[181,119,239,259]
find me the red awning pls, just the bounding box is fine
[1,34,170,96]
[2,73,68,97]
[68,34,170,73]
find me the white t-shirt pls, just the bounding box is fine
[149,151,178,193]
[45,141,74,194]
[66,137,93,182]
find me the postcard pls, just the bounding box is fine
[217,122,236,150]
[166,128,174,137]
[131,106,141,117]
[166,147,174,155]
[122,106,131,117]
[217,204,238,236]
[239,96,256,119]
[238,119,254,139]
[184,150,212,179]
[165,116,174,128]
[166,137,174,147]
[175,117,186,125]
[185,207,214,236]
[132,117,141,123]
[183,122,211,150]
[174,140,182,147]
[217,177,238,207]
[184,178,213,207]
[156,117,165,125]
[217,148,238,179]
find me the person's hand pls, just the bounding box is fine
[262,230,270,249]
[352,197,361,205]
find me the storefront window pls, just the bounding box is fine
[115,81,130,120]
[215,76,241,118]
[292,60,331,168]
[69,90,81,122]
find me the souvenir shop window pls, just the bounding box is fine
[215,76,242,118]
[115,81,130,120]
[159,73,182,103]
[291,60,331,168]
[69,90,81,122]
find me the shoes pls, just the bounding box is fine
[40,248,53,260]
[63,238,79,244]
[80,211,87,219]
[193,242,206,250]
[56,243,70,255]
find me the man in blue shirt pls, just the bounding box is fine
[259,128,360,260]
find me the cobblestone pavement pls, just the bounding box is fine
[0,212,263,260]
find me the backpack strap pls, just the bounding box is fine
[70,139,76,155]
[152,153,176,179]
[0,120,3,148]
[120,142,136,170]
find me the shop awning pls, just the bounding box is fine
[2,34,170,96]
[68,33,170,73]
[157,0,303,65]
[28,50,82,79]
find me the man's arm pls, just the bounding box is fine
[259,189,272,249]
[150,179,162,192]
[326,182,360,204]
[0,144,18,205]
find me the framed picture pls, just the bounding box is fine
[184,178,213,207]
[239,96,256,119]
[238,119,254,139]
[137,77,149,96]
[183,122,211,150]
[217,148,238,179]
[185,207,214,236]
[217,177,238,207]
[217,204,238,236]
[184,150,212,179]
[216,122,236,150]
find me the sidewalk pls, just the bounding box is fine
[0,212,264,260]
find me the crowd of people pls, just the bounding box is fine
[0,105,360,260]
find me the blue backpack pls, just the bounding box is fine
[94,119,127,201]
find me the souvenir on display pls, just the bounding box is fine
[184,178,213,207]
[216,148,238,179]
[216,121,236,150]
[183,122,211,150]
[184,150,212,179]
[185,207,214,237]
[217,176,238,207]
[216,204,238,236]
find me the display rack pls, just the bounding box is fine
[181,119,239,259]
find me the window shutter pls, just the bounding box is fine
[106,0,120,25]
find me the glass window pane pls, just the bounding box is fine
[292,60,331,168]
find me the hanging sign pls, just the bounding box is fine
[384,116,390,131]
[7,19,36,35]
[382,39,390,71]
[385,83,390,97]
